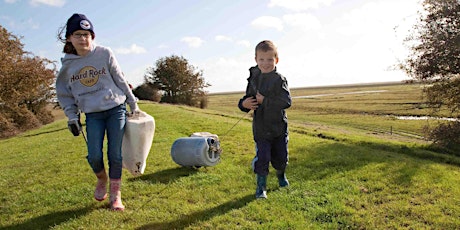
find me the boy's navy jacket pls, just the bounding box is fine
[238,66,291,140]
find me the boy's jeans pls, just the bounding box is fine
[252,133,289,176]
[85,104,126,179]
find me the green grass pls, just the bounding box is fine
[1,83,460,229]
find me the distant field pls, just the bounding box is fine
[207,81,448,142]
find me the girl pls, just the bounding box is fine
[56,13,139,211]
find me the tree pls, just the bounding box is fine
[0,26,56,138]
[400,0,460,152]
[144,55,210,107]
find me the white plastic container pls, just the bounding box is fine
[170,132,222,167]
[122,110,155,176]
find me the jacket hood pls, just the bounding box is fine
[249,66,261,78]
[249,65,277,78]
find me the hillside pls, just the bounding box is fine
[1,90,460,229]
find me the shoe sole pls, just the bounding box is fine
[94,194,107,201]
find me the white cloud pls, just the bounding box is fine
[336,1,419,37]
[1,16,39,30]
[157,44,168,49]
[115,44,147,55]
[283,13,321,31]
[272,0,421,89]
[181,36,204,48]
[124,64,151,87]
[237,40,251,48]
[199,55,252,93]
[26,18,40,29]
[5,0,18,3]
[215,35,232,42]
[215,36,250,48]
[30,0,65,7]
[251,16,283,31]
[251,13,321,32]
[268,0,334,11]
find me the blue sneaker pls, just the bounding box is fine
[277,170,289,187]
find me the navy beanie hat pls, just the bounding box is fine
[65,13,94,37]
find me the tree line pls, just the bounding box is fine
[0,26,209,139]
[0,26,56,138]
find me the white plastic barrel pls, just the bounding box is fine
[122,110,155,176]
[170,132,222,167]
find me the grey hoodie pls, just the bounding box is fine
[56,45,137,120]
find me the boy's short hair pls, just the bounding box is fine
[255,40,278,58]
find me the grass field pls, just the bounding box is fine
[1,82,459,229]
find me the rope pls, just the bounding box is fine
[220,112,249,138]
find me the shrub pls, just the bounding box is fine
[426,121,460,154]
[0,113,18,138]
[0,26,56,138]
[133,83,162,102]
[199,95,208,109]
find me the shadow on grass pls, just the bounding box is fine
[129,166,199,184]
[290,131,460,179]
[353,140,460,167]
[1,205,94,230]
[136,194,254,230]
[289,142,385,182]
[290,138,460,189]
[284,138,460,228]
[21,126,68,138]
[23,123,86,138]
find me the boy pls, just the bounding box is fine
[238,40,292,199]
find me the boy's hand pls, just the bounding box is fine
[242,97,258,110]
[256,91,264,104]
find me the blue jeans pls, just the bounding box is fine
[85,104,126,179]
[252,134,289,176]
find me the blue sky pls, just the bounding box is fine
[1,0,421,93]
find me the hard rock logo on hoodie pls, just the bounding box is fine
[70,66,107,87]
